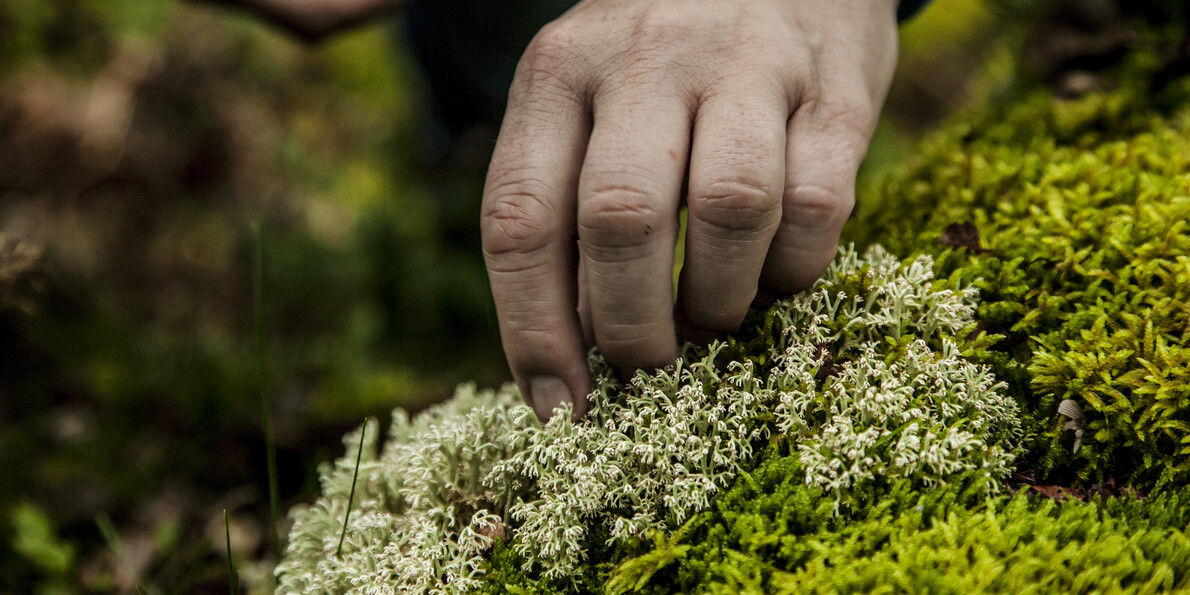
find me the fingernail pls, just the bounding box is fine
[529,376,572,421]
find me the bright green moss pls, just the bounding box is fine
[613,457,1190,594]
[845,64,1190,489]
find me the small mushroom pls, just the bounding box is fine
[1058,399,1086,454]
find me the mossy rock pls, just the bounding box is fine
[275,41,1190,595]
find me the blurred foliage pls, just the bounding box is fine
[11,502,76,593]
[0,0,504,590]
[861,0,1011,183]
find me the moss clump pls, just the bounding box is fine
[846,66,1190,489]
[608,457,1190,594]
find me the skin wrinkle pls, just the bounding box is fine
[506,86,585,128]
[801,94,878,146]
[482,189,565,260]
[689,233,774,259]
[578,157,677,251]
[596,326,677,360]
[689,179,783,232]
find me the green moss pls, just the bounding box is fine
[615,457,1190,594]
[845,61,1190,489]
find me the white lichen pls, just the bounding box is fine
[275,245,1023,594]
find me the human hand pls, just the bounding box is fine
[482,0,899,421]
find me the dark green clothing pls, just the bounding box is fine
[405,0,575,136]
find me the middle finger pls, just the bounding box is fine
[578,86,691,370]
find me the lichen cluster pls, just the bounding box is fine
[276,246,1022,593]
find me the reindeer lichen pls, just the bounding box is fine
[276,246,1022,594]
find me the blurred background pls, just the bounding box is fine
[0,0,1016,592]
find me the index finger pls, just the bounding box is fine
[481,53,592,422]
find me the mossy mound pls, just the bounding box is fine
[845,63,1190,489]
[276,44,1190,595]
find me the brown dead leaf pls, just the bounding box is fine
[477,520,508,550]
[813,342,837,382]
[939,222,984,254]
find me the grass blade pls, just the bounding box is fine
[253,222,281,561]
[225,509,239,595]
[337,418,368,557]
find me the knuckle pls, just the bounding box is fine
[689,178,782,233]
[481,182,560,263]
[631,5,691,50]
[526,19,583,61]
[578,181,666,248]
[812,95,878,141]
[504,322,569,354]
[517,22,587,89]
[782,183,854,230]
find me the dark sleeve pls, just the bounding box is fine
[897,0,933,21]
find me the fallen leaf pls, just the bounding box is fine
[939,222,985,253]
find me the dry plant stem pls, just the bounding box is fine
[253,222,281,561]
[338,418,368,558]
[96,513,165,595]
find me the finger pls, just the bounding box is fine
[678,86,787,336]
[482,57,591,422]
[762,90,877,293]
[578,89,690,370]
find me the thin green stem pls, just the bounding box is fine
[253,222,281,561]
[337,418,369,557]
[225,509,239,595]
